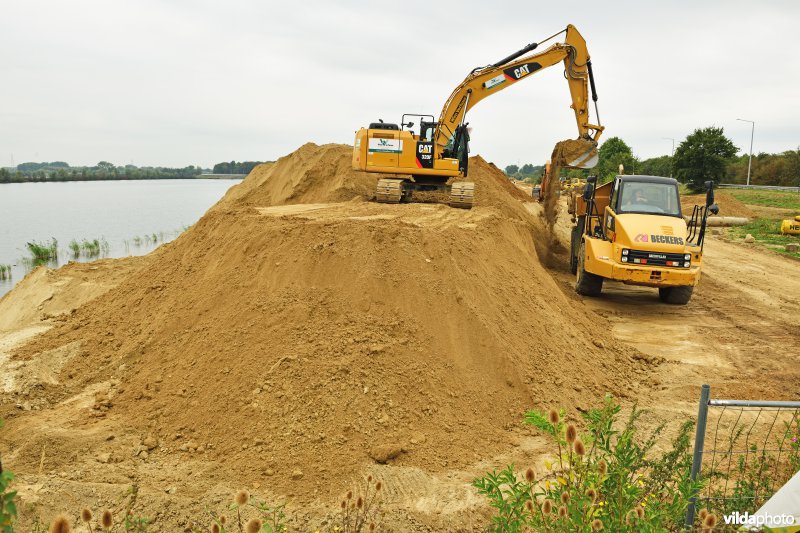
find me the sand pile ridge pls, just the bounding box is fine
[8,143,651,507]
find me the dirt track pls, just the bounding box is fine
[1,145,798,531]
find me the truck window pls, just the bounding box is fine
[618,182,681,216]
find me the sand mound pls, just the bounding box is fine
[7,143,650,511]
[681,191,755,219]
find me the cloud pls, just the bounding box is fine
[1,0,797,167]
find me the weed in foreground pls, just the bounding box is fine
[473,395,702,532]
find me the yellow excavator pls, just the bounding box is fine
[352,25,604,208]
[569,176,719,304]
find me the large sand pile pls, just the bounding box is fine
[5,144,652,513]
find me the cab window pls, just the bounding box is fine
[618,182,681,216]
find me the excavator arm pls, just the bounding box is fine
[434,25,604,161]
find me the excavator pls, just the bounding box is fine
[352,24,604,208]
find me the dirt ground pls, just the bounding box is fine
[1,145,799,531]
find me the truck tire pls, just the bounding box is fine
[575,241,603,296]
[658,286,694,305]
[570,217,585,275]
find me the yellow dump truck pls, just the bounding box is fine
[568,175,718,304]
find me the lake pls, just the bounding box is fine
[0,179,241,297]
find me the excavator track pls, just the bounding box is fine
[375,178,405,204]
[449,181,475,209]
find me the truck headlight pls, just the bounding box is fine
[622,257,628,262]
[622,249,629,256]
[684,254,691,261]
[684,261,690,267]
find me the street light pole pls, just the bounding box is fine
[736,118,755,186]
[662,137,675,178]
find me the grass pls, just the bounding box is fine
[68,237,110,259]
[728,218,800,259]
[0,264,10,280]
[726,189,800,210]
[25,239,58,264]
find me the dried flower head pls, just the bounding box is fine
[81,509,92,523]
[347,490,353,500]
[636,506,644,519]
[49,515,72,533]
[370,523,375,532]
[219,515,226,526]
[597,460,608,476]
[525,468,535,483]
[101,510,113,529]
[592,518,603,531]
[376,481,382,491]
[542,499,553,515]
[586,488,598,502]
[367,474,373,482]
[699,508,708,520]
[704,513,717,528]
[357,496,364,509]
[558,506,567,518]
[560,491,570,504]
[625,511,634,525]
[341,500,346,509]
[565,424,577,444]
[549,409,560,424]
[212,524,220,533]
[246,518,263,533]
[235,489,250,506]
[526,500,534,512]
[574,439,586,456]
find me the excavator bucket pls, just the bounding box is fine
[553,138,599,169]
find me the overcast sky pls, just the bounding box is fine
[1,0,798,169]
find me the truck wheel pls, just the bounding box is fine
[575,241,603,296]
[658,286,694,305]
[570,217,585,275]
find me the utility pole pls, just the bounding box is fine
[662,137,675,178]
[736,118,755,186]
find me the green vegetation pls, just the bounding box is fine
[212,161,264,174]
[0,162,204,183]
[67,237,110,259]
[474,396,701,532]
[674,127,739,192]
[504,164,545,183]
[25,238,58,263]
[700,413,800,520]
[728,218,800,259]
[1,419,18,533]
[727,189,800,210]
[502,130,800,189]
[0,265,10,281]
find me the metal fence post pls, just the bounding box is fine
[685,384,710,530]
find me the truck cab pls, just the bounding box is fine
[569,175,718,304]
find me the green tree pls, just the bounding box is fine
[504,164,519,177]
[674,127,738,191]
[639,155,673,178]
[519,163,536,176]
[596,137,636,183]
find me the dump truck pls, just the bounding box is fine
[568,175,718,304]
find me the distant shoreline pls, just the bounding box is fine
[0,175,245,184]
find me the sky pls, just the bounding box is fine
[1,0,798,169]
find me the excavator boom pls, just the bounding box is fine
[352,24,604,208]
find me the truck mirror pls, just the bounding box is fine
[583,183,595,201]
[705,181,715,206]
[709,203,719,215]
[587,176,598,184]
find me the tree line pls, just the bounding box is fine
[0,160,265,183]
[505,127,800,191]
